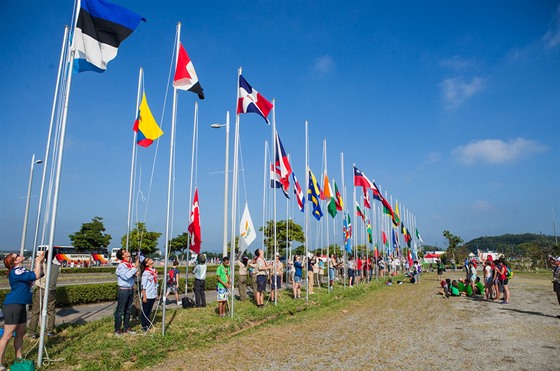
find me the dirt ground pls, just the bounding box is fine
[156,271,560,370]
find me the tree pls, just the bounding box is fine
[169,232,190,261]
[69,216,111,252]
[122,222,161,255]
[259,219,305,256]
[443,230,463,261]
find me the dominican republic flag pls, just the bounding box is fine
[274,132,292,194]
[292,172,305,212]
[270,163,289,199]
[72,0,145,73]
[188,188,202,254]
[173,42,204,99]
[237,75,273,123]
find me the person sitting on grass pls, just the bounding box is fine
[475,277,485,296]
[450,280,461,297]
[216,256,230,317]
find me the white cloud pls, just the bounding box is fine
[440,76,485,108]
[424,151,441,165]
[440,56,477,71]
[453,138,548,165]
[313,55,334,75]
[543,5,560,49]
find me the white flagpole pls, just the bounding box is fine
[304,120,309,301]
[185,101,198,297]
[162,22,182,335]
[229,67,242,317]
[272,100,278,306]
[126,68,143,251]
[261,141,268,255]
[340,154,346,289]
[38,18,77,366]
[324,140,329,292]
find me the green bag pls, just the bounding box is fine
[10,358,35,371]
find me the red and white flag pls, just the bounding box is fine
[173,43,204,99]
[188,188,202,254]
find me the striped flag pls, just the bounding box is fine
[173,43,204,99]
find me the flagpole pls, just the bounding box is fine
[271,100,278,306]
[162,22,182,335]
[323,140,329,293]
[125,68,143,252]
[38,28,77,367]
[304,120,309,302]
[229,67,242,317]
[352,177,357,285]
[261,141,268,256]
[340,154,346,289]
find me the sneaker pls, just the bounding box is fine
[115,330,123,336]
[501,301,510,305]
[124,329,136,335]
[46,332,55,337]
[28,333,38,339]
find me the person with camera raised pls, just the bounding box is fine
[254,248,271,307]
[114,249,139,336]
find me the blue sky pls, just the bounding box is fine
[1,0,559,254]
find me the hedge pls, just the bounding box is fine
[0,275,225,307]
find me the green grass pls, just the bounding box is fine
[10,281,385,370]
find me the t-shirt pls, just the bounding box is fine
[465,284,473,297]
[256,257,267,276]
[457,281,466,292]
[216,264,229,289]
[450,286,460,296]
[294,261,303,277]
[475,281,485,294]
[4,267,38,305]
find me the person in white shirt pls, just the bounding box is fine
[192,254,207,307]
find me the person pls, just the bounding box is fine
[165,260,180,306]
[270,254,283,302]
[496,260,510,304]
[328,254,337,289]
[236,256,249,301]
[216,256,230,317]
[413,260,421,284]
[114,249,139,335]
[307,255,316,293]
[28,249,60,338]
[254,249,271,307]
[449,280,461,296]
[474,277,485,295]
[436,259,445,281]
[293,255,303,299]
[483,259,494,300]
[356,256,363,284]
[548,256,560,318]
[248,257,258,297]
[450,259,456,272]
[192,254,207,307]
[378,258,385,278]
[0,252,44,369]
[140,257,158,332]
[317,257,324,287]
[468,261,477,294]
[347,256,356,287]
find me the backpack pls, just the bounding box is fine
[167,268,177,285]
[506,267,513,279]
[181,296,195,309]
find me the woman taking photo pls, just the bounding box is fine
[0,251,44,370]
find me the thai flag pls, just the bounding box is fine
[274,132,292,194]
[292,172,305,212]
[72,0,145,73]
[237,75,273,123]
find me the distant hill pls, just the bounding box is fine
[464,233,556,253]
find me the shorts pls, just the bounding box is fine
[256,275,267,292]
[166,284,178,294]
[499,279,509,286]
[485,277,492,285]
[216,286,228,302]
[470,275,476,282]
[329,268,335,280]
[437,269,444,275]
[294,275,302,283]
[270,275,281,290]
[2,303,27,325]
[348,269,355,278]
[553,282,560,293]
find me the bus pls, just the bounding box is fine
[110,248,121,265]
[91,249,110,266]
[38,245,92,267]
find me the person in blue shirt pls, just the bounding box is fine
[0,251,44,370]
[140,257,158,332]
[292,255,303,299]
[114,249,139,336]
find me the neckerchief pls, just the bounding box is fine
[145,267,158,283]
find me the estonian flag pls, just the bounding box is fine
[72,0,145,73]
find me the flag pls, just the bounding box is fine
[353,165,374,190]
[343,212,352,253]
[382,231,388,247]
[394,201,401,226]
[416,228,424,243]
[407,249,413,268]
[238,203,256,254]
[363,188,371,209]
[374,244,379,259]
[237,75,273,123]
[381,197,398,226]
[72,0,145,73]
[366,219,373,244]
[321,171,331,200]
[334,181,343,211]
[274,132,292,193]
[370,180,383,201]
[308,168,323,221]
[292,172,305,212]
[173,43,204,99]
[356,202,366,222]
[270,163,289,199]
[404,227,412,248]
[188,188,201,254]
[133,92,163,147]
[392,229,399,249]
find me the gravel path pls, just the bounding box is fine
[157,272,560,370]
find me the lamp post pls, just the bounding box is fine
[211,111,230,259]
[20,154,43,256]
